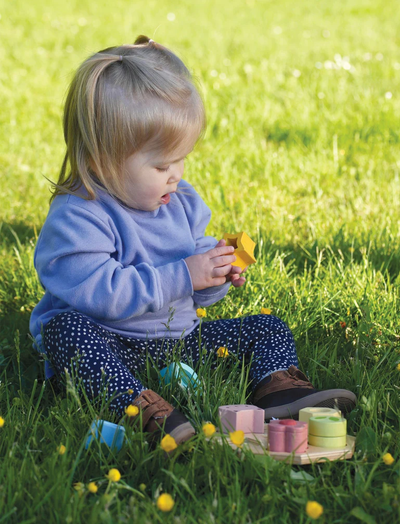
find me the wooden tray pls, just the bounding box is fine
[212,424,355,465]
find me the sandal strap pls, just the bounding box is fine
[253,366,314,403]
[131,389,174,431]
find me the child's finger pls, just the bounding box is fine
[212,264,234,278]
[232,276,246,287]
[212,254,237,267]
[209,245,235,258]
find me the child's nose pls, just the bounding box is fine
[168,160,184,183]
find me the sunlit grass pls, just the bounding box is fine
[1,0,400,522]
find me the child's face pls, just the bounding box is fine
[123,140,195,211]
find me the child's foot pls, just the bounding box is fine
[129,389,195,446]
[252,366,357,421]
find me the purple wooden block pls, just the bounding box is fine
[218,404,265,434]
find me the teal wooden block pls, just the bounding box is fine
[159,362,198,389]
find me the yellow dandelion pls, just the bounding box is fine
[128,389,134,394]
[87,482,98,493]
[202,423,216,437]
[125,405,139,417]
[106,468,121,482]
[157,493,175,512]
[306,501,323,520]
[161,434,178,453]
[383,453,395,465]
[229,430,245,447]
[396,363,400,371]
[261,307,272,315]
[0,416,5,428]
[73,482,84,491]
[196,308,206,318]
[58,444,66,455]
[217,346,229,358]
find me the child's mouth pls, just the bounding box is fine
[160,193,171,204]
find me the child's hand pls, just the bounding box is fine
[218,238,247,288]
[226,266,247,288]
[185,239,238,290]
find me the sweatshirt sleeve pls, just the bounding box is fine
[182,183,231,306]
[35,202,193,322]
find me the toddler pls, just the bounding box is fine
[30,36,356,445]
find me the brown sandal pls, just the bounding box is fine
[252,366,357,420]
[129,389,195,445]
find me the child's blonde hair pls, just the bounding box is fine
[52,35,206,203]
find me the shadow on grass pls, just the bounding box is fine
[0,221,40,248]
[256,232,400,280]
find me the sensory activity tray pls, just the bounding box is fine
[212,425,355,465]
[212,405,356,465]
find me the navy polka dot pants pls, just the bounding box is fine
[43,311,298,416]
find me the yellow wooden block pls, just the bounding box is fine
[299,407,341,424]
[308,434,347,448]
[309,416,347,437]
[223,232,257,270]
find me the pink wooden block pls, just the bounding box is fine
[268,419,308,453]
[218,405,265,434]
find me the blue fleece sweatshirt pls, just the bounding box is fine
[30,180,230,360]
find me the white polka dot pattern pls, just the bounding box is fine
[44,312,298,416]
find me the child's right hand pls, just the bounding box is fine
[185,241,238,290]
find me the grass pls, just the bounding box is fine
[1,0,400,521]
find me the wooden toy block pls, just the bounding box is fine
[223,232,257,270]
[85,419,126,452]
[218,405,265,434]
[308,415,347,448]
[159,362,199,389]
[268,419,308,453]
[299,407,341,424]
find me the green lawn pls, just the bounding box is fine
[1,0,400,522]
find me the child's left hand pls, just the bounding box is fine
[226,266,247,287]
[215,239,247,288]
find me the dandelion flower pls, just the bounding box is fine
[261,308,272,315]
[196,308,206,318]
[128,389,134,394]
[87,482,98,493]
[125,405,139,417]
[396,363,400,371]
[106,468,121,482]
[157,493,175,512]
[161,434,178,453]
[306,501,324,519]
[217,346,228,358]
[383,453,395,465]
[0,416,5,428]
[229,430,245,447]
[58,444,66,455]
[73,482,84,491]
[202,423,216,437]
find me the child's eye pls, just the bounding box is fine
[156,166,170,172]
